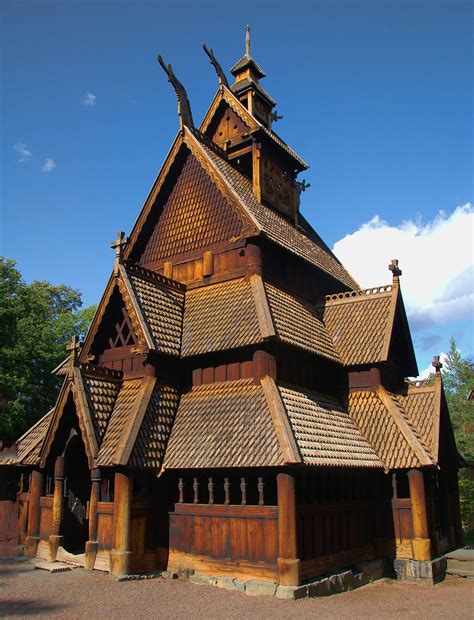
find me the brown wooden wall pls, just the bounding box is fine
[39,496,53,542]
[96,501,114,552]
[168,503,278,580]
[0,500,18,555]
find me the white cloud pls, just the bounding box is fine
[41,158,56,173]
[13,142,32,162]
[333,204,474,327]
[81,91,96,106]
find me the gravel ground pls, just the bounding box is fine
[0,558,473,619]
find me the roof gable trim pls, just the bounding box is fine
[261,376,301,464]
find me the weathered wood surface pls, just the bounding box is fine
[0,500,19,555]
[169,503,278,569]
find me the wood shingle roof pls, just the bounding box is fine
[164,379,285,469]
[321,287,394,366]
[278,385,382,468]
[348,386,435,469]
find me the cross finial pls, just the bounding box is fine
[110,231,128,275]
[432,355,443,373]
[388,258,402,281]
[245,25,251,57]
[66,335,81,375]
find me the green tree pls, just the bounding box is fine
[442,338,474,531]
[0,257,96,441]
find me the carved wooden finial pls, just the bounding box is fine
[201,43,229,88]
[388,258,402,281]
[157,55,194,131]
[245,25,251,57]
[110,231,128,275]
[432,355,443,373]
[66,335,81,376]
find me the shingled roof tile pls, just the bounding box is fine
[321,287,394,365]
[278,385,382,467]
[129,383,179,469]
[182,278,262,356]
[264,282,341,362]
[193,134,359,290]
[348,386,435,469]
[164,379,284,469]
[125,266,184,357]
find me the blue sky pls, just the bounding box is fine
[1,0,473,373]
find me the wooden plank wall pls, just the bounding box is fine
[298,499,392,580]
[168,504,278,581]
[96,501,114,551]
[39,496,53,542]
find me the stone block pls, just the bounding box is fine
[245,580,277,597]
[232,578,246,592]
[307,577,333,597]
[354,559,384,581]
[190,573,217,586]
[393,557,446,585]
[275,584,307,600]
[216,576,237,590]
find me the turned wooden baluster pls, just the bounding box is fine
[240,477,247,505]
[258,477,265,505]
[224,478,230,505]
[208,478,214,505]
[178,478,184,503]
[193,477,199,504]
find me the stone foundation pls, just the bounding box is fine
[185,559,385,599]
[393,556,447,585]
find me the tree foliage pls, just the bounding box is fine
[442,338,474,531]
[0,257,96,442]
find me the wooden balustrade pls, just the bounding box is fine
[177,475,266,506]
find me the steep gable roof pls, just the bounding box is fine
[123,124,357,290]
[80,264,185,363]
[200,86,308,170]
[348,385,435,469]
[0,410,54,466]
[320,282,417,374]
[95,376,156,467]
[321,286,394,366]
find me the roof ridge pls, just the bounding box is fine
[124,261,186,292]
[79,363,123,382]
[187,378,256,393]
[322,285,393,305]
[184,127,262,235]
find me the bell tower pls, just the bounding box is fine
[202,27,309,227]
[229,25,276,128]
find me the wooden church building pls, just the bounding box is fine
[0,31,464,586]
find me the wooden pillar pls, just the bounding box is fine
[48,456,65,561]
[252,142,262,203]
[85,468,101,570]
[426,472,440,556]
[451,476,465,547]
[277,472,301,586]
[25,470,43,557]
[244,241,263,278]
[110,471,132,576]
[408,469,431,561]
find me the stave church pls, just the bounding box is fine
[0,29,464,589]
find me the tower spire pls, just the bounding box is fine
[245,25,251,57]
